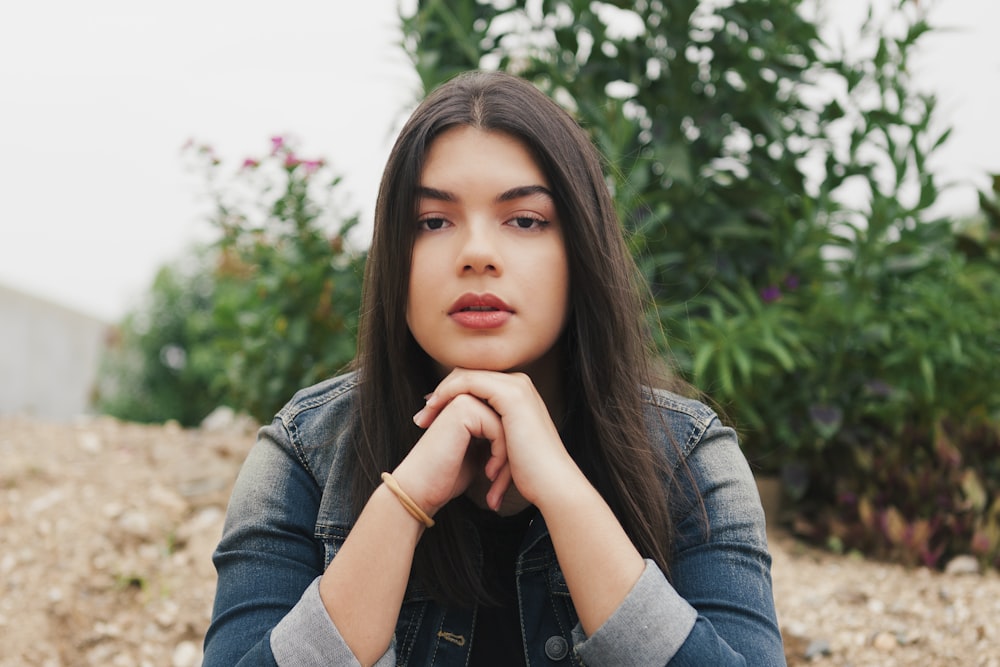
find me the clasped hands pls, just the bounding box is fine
[393,368,578,519]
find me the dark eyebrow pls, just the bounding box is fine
[496,185,553,203]
[416,186,456,202]
[416,184,553,204]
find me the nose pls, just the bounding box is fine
[456,223,502,275]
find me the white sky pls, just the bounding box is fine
[1,0,997,322]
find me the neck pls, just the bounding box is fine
[517,343,567,427]
[465,474,533,516]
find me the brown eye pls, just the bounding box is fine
[509,216,548,230]
[419,217,449,231]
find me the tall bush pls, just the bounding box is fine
[402,0,1000,568]
[403,0,849,466]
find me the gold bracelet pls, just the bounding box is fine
[381,472,435,528]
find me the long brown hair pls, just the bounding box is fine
[352,70,694,606]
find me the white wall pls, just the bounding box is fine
[0,284,109,420]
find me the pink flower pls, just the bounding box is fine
[284,153,301,169]
[270,135,285,155]
[241,158,260,169]
[301,159,323,175]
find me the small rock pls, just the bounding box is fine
[118,510,152,538]
[103,501,125,519]
[148,484,189,514]
[172,640,200,667]
[866,598,886,614]
[872,631,898,651]
[201,406,237,431]
[181,506,224,535]
[1,553,16,574]
[944,555,980,576]
[201,405,257,434]
[27,489,64,515]
[78,431,102,453]
[804,638,832,659]
[154,600,180,627]
[94,621,123,639]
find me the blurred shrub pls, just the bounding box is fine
[96,253,222,426]
[404,0,1000,568]
[97,138,364,425]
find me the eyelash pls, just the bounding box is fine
[416,215,550,231]
[508,215,549,230]
[418,217,448,231]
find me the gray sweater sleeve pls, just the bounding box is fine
[270,577,396,667]
[571,560,697,665]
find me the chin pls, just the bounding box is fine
[431,354,526,376]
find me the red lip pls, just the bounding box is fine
[447,293,514,315]
[447,293,514,330]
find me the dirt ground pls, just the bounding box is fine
[1,414,998,666]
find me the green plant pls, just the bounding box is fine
[196,137,365,422]
[403,0,867,470]
[96,253,224,425]
[803,415,1000,570]
[97,138,365,425]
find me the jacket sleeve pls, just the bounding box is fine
[571,417,786,666]
[202,420,395,667]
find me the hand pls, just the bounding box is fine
[391,392,511,517]
[412,368,580,510]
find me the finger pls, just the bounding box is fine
[483,425,508,481]
[486,463,513,512]
[412,393,446,428]
[443,393,507,455]
[412,381,471,428]
[418,369,521,426]
[414,368,510,428]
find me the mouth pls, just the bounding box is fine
[447,293,514,330]
[448,293,514,315]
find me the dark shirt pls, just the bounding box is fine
[469,505,534,666]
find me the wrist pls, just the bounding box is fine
[381,472,436,528]
[531,466,596,515]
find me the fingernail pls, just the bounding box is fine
[413,409,425,425]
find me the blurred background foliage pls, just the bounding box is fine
[97,0,1000,570]
[96,138,364,425]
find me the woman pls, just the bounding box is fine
[204,70,785,666]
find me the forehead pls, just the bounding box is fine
[420,127,550,189]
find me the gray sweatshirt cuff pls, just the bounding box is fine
[271,577,395,667]
[572,559,697,665]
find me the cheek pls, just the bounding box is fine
[404,282,421,333]
[553,251,571,315]
[405,255,435,334]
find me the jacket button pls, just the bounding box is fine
[544,635,569,660]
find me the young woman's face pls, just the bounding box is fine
[406,126,570,378]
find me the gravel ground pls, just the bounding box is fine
[1,415,998,666]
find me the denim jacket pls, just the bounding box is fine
[204,373,785,666]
